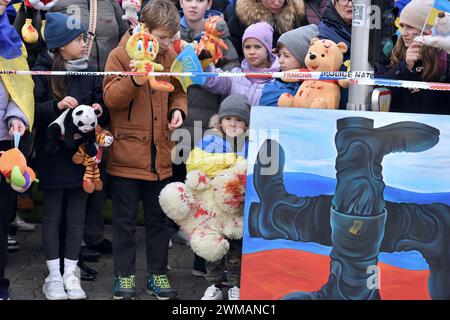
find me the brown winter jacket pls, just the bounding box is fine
[103,32,187,181]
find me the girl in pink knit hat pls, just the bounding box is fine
[201,21,281,106]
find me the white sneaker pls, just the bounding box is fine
[201,285,223,300]
[12,216,36,232]
[63,268,87,300]
[168,239,173,249]
[42,276,68,300]
[228,286,240,300]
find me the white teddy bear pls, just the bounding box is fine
[159,160,247,262]
[415,11,450,53]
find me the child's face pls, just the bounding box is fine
[243,38,270,69]
[180,0,212,23]
[151,27,176,54]
[278,46,302,71]
[220,116,247,138]
[60,34,86,60]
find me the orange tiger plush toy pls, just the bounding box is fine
[72,126,113,194]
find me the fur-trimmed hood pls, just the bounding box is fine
[236,0,305,34]
[208,114,221,131]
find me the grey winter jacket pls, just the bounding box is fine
[0,78,29,141]
[50,0,129,71]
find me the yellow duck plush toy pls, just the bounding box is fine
[126,28,174,92]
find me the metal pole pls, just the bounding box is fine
[347,0,373,111]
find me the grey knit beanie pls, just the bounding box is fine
[219,95,251,125]
[278,24,320,66]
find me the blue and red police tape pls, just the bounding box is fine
[1,70,449,91]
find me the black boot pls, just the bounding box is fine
[250,118,441,300]
[284,117,440,300]
[78,259,97,281]
[333,117,439,216]
[383,202,450,299]
[248,139,332,244]
[282,208,387,300]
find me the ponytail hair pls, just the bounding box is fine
[50,50,68,101]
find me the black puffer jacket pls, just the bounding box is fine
[32,52,108,190]
[375,57,450,115]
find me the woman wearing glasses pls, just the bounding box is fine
[318,0,352,61]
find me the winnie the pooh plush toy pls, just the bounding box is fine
[278,38,348,109]
[159,159,246,262]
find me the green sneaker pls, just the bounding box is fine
[146,274,177,300]
[112,275,136,300]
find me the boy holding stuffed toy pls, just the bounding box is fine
[103,0,187,300]
[185,94,250,301]
[0,1,32,300]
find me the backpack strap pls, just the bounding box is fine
[85,0,97,57]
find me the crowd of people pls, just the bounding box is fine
[0,0,449,301]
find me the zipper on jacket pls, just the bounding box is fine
[127,99,134,121]
[148,93,157,174]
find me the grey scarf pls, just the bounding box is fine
[47,51,89,71]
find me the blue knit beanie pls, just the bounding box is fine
[44,12,86,50]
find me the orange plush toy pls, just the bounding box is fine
[126,28,174,92]
[0,148,38,193]
[278,38,348,109]
[196,16,228,68]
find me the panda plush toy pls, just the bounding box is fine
[46,105,100,156]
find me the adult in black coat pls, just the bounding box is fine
[375,53,450,115]
[317,0,352,62]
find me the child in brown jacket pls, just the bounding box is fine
[103,0,187,300]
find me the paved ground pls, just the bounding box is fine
[6,224,210,300]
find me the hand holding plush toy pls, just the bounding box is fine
[196,16,229,68]
[414,11,450,54]
[126,28,174,92]
[278,38,348,109]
